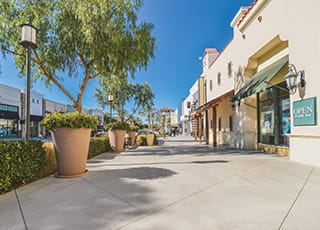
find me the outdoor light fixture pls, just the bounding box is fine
[230,98,235,108]
[108,94,114,118]
[20,22,37,140]
[108,94,114,102]
[284,64,305,95]
[20,23,37,49]
[230,98,240,108]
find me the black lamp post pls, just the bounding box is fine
[20,23,37,140]
[108,94,114,121]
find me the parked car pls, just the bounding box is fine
[136,129,155,135]
[91,129,107,137]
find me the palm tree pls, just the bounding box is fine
[139,104,156,128]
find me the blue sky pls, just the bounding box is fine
[0,0,253,114]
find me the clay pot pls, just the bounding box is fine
[51,128,91,178]
[125,131,136,146]
[108,130,126,152]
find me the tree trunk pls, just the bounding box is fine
[73,101,82,113]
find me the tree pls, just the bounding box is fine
[95,75,154,122]
[103,113,117,125]
[139,104,157,128]
[0,0,155,112]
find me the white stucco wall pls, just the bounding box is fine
[231,0,320,164]
[0,84,21,107]
[45,99,68,113]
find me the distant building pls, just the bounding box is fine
[83,108,104,126]
[0,84,21,137]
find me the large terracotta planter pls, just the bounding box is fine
[145,133,156,146]
[125,131,136,146]
[51,127,91,178]
[108,130,126,152]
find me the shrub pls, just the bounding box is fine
[104,121,130,131]
[129,125,140,132]
[136,135,147,146]
[88,137,111,158]
[0,137,112,194]
[36,142,57,178]
[41,111,98,131]
[0,140,46,194]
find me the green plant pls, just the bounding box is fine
[105,121,130,131]
[0,0,155,112]
[0,140,46,194]
[88,137,111,158]
[129,125,140,132]
[41,112,98,131]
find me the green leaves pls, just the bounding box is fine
[0,140,46,193]
[41,111,98,131]
[104,121,130,131]
[0,0,155,111]
[96,75,154,121]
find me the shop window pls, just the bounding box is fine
[217,72,221,85]
[228,62,232,77]
[258,82,290,146]
[229,115,233,131]
[0,119,18,137]
[218,118,222,131]
[0,104,18,112]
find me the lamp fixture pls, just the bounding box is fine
[20,23,37,49]
[108,94,114,102]
[284,64,305,95]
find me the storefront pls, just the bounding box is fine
[257,82,290,146]
[0,104,20,137]
[232,53,290,155]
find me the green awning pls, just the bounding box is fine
[232,56,288,101]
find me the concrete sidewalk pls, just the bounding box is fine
[1,136,319,230]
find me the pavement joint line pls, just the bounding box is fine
[115,159,268,230]
[14,189,28,230]
[277,166,315,230]
[81,177,136,207]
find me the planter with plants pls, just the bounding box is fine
[125,125,139,146]
[105,121,130,153]
[41,112,98,178]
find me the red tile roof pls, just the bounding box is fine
[160,107,174,112]
[204,48,218,55]
[237,0,259,27]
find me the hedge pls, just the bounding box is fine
[0,137,111,194]
[88,137,110,158]
[0,140,46,194]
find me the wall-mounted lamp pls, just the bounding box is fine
[230,98,240,108]
[284,64,305,95]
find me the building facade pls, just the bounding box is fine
[0,84,21,137]
[186,0,320,167]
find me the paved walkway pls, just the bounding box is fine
[1,136,320,230]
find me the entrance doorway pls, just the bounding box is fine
[212,107,217,146]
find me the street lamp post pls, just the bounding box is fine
[108,94,114,122]
[20,23,37,140]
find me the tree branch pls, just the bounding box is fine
[76,67,91,111]
[88,71,106,79]
[2,47,24,57]
[77,51,89,69]
[32,49,77,106]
